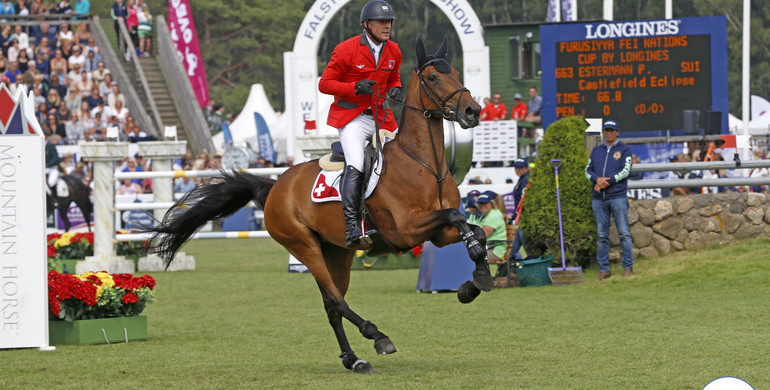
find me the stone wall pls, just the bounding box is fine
[608,193,770,260]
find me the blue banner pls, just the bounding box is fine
[254,112,276,163]
[221,122,233,145]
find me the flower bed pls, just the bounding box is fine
[48,271,156,322]
[351,244,424,270]
[46,232,150,272]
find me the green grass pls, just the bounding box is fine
[3,238,769,389]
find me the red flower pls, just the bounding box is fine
[139,275,156,289]
[411,243,424,257]
[47,271,98,317]
[71,232,95,246]
[86,274,102,285]
[47,233,62,244]
[47,244,57,258]
[121,292,138,304]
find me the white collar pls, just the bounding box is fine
[365,34,383,52]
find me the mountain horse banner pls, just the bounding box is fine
[168,0,210,107]
[0,84,51,350]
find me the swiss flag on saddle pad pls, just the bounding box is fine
[312,174,340,199]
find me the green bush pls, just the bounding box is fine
[521,116,596,267]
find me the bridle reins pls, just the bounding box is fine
[374,59,469,204]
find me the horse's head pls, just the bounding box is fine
[412,36,481,129]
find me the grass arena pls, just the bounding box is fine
[5,237,769,388]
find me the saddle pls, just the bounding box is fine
[317,130,409,256]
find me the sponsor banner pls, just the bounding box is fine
[471,120,518,162]
[168,0,210,107]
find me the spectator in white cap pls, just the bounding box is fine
[510,93,528,121]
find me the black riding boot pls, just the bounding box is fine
[49,184,59,208]
[342,165,366,248]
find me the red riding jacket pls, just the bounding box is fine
[319,33,402,131]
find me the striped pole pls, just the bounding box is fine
[116,231,272,242]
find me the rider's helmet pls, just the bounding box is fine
[360,0,396,27]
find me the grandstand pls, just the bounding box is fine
[1,11,213,154]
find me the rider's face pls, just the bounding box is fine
[366,19,393,42]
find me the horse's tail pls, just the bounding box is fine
[147,170,275,267]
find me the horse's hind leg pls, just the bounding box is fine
[77,202,92,232]
[58,201,72,232]
[317,284,374,374]
[318,244,396,371]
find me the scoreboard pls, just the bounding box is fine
[540,17,728,135]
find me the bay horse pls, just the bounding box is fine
[46,175,93,232]
[147,36,492,373]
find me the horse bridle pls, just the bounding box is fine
[377,59,470,204]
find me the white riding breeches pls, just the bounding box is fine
[337,113,397,172]
[338,114,376,172]
[46,167,59,188]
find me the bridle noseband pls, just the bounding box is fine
[415,59,470,122]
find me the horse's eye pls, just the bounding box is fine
[428,74,438,82]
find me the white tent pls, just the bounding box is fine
[728,113,742,133]
[212,84,280,154]
[748,113,770,135]
[212,83,340,164]
[751,95,770,120]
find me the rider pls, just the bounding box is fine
[45,134,65,207]
[318,0,404,248]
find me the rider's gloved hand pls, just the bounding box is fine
[355,80,376,95]
[386,87,403,103]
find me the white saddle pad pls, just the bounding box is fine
[311,134,395,203]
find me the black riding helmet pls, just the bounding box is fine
[360,0,396,43]
[360,0,396,25]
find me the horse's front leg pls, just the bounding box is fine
[408,208,494,301]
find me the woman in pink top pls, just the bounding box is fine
[125,0,139,51]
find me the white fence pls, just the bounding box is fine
[111,167,287,244]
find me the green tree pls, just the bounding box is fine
[521,116,596,267]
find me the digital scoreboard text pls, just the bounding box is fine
[540,17,728,135]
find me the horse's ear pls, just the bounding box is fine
[434,35,449,59]
[416,36,429,68]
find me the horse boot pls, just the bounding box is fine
[341,165,370,248]
[47,183,59,208]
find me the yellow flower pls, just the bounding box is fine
[54,232,74,248]
[76,272,116,299]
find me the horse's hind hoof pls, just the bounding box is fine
[457,280,481,304]
[374,336,397,355]
[352,359,374,374]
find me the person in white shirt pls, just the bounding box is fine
[107,83,125,109]
[91,97,115,120]
[57,23,74,48]
[67,44,86,69]
[12,25,29,52]
[113,99,129,123]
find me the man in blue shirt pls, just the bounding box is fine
[524,87,542,124]
[585,119,634,280]
[508,157,529,260]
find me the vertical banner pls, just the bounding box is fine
[254,113,276,163]
[168,0,210,107]
[547,0,577,22]
[0,85,50,350]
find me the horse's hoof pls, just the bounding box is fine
[352,359,374,374]
[472,266,494,292]
[457,280,481,304]
[374,336,397,355]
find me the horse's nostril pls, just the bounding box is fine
[466,106,479,119]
